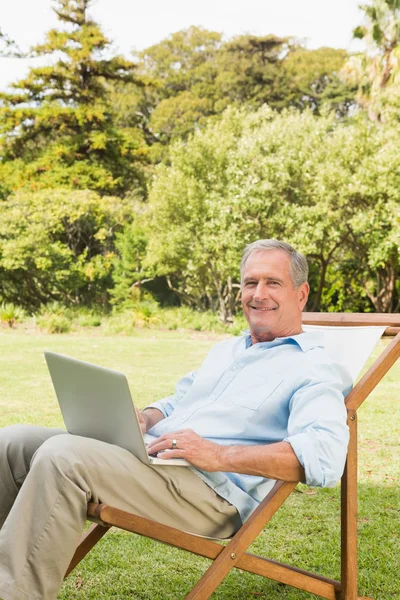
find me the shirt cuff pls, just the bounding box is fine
[284,432,342,488]
[144,400,170,418]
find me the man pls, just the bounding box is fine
[0,239,351,600]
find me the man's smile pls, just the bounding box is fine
[249,306,277,311]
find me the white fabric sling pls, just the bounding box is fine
[303,324,386,382]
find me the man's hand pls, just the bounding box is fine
[146,429,222,471]
[137,407,165,434]
[136,408,148,434]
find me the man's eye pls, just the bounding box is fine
[245,281,257,286]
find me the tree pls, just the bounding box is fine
[342,0,400,121]
[148,91,213,141]
[0,29,23,57]
[129,26,222,145]
[0,189,133,310]
[110,220,149,307]
[0,0,148,198]
[136,26,222,98]
[213,34,290,110]
[281,46,356,116]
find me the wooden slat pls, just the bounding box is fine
[346,333,400,411]
[385,327,400,336]
[65,522,109,577]
[185,481,296,599]
[236,553,338,600]
[341,412,358,600]
[302,312,400,335]
[88,503,222,556]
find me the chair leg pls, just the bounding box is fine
[65,522,110,578]
[340,411,358,600]
[185,480,296,599]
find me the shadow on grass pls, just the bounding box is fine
[58,482,399,600]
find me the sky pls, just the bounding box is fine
[0,0,366,91]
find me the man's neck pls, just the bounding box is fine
[250,327,304,345]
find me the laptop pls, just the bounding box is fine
[44,351,189,467]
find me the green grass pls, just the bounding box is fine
[0,330,398,600]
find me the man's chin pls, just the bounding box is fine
[249,324,278,343]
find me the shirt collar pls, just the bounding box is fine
[243,330,324,352]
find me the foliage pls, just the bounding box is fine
[121,26,223,147]
[0,0,148,198]
[124,28,355,147]
[0,302,25,327]
[0,189,134,311]
[110,220,150,308]
[36,312,72,334]
[282,46,357,116]
[0,14,397,317]
[342,0,400,121]
[0,29,23,57]
[144,106,400,317]
[212,34,290,110]
[35,303,103,332]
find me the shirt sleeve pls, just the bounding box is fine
[145,371,197,418]
[284,362,351,488]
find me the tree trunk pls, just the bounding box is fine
[310,259,328,312]
[365,256,398,313]
[222,276,235,323]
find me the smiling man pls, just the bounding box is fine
[240,243,309,343]
[0,239,351,600]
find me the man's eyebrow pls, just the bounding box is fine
[243,275,284,284]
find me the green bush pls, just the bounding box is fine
[102,312,137,336]
[77,313,102,327]
[36,314,72,334]
[0,190,134,311]
[69,307,103,328]
[0,303,25,328]
[36,302,72,334]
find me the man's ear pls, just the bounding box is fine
[298,282,310,309]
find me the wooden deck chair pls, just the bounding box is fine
[65,313,400,600]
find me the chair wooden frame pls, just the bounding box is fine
[65,313,400,600]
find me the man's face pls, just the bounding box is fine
[241,249,309,343]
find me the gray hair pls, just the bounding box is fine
[240,239,308,288]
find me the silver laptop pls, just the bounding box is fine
[44,351,189,467]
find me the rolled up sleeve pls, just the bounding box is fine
[284,365,351,488]
[146,371,197,417]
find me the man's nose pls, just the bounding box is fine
[253,282,269,301]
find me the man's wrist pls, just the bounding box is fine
[141,407,165,431]
[214,443,231,471]
[141,409,151,432]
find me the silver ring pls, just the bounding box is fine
[171,438,177,450]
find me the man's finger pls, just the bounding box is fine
[147,437,175,454]
[157,448,186,460]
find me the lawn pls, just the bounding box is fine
[0,329,399,600]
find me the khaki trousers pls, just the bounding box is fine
[0,425,240,600]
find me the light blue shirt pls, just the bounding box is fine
[146,331,352,524]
